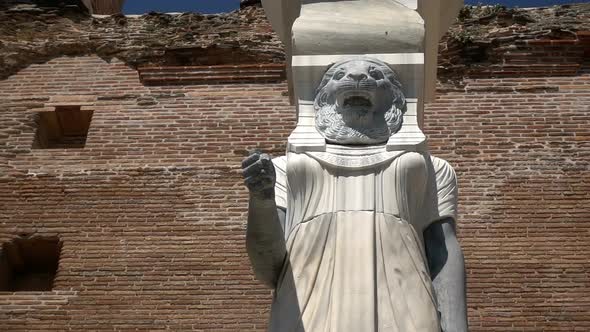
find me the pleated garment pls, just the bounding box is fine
[269,151,457,332]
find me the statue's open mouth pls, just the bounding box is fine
[344,96,372,109]
[339,91,374,113]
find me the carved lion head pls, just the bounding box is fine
[314,58,406,145]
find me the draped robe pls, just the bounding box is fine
[268,149,458,332]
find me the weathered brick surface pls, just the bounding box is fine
[427,74,590,331]
[138,64,287,86]
[0,56,294,331]
[1,2,590,331]
[1,52,589,331]
[0,4,284,80]
[438,4,590,81]
[2,3,589,82]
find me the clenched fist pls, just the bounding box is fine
[242,151,276,198]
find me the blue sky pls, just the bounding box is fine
[123,0,589,14]
[123,0,238,14]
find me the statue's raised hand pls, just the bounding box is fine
[242,151,276,199]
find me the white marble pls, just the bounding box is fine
[292,1,424,55]
[267,152,458,332]
[245,2,468,332]
[261,0,463,103]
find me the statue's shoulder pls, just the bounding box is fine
[430,156,457,183]
[394,153,457,191]
[397,151,429,165]
[395,151,432,176]
[429,156,459,221]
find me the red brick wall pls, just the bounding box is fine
[1,55,589,331]
[427,75,590,331]
[0,56,294,331]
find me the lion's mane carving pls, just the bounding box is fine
[314,58,407,145]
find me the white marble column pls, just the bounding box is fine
[261,0,463,153]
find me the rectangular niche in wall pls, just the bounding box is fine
[0,236,62,292]
[33,106,94,149]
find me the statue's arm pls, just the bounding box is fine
[242,152,287,288]
[424,218,468,332]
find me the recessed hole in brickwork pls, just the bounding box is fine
[33,106,93,149]
[0,236,62,292]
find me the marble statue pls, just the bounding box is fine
[314,59,406,145]
[242,59,467,332]
[242,1,467,331]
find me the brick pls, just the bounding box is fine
[1,2,590,332]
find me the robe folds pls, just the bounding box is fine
[267,150,458,332]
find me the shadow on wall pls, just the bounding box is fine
[241,0,261,9]
[0,235,62,292]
